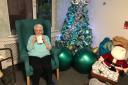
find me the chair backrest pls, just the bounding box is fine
[15,19,51,62]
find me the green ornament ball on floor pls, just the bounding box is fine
[73,48,97,74]
[58,47,73,71]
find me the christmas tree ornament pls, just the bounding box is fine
[68,44,76,51]
[72,0,80,4]
[92,47,99,53]
[73,48,97,74]
[58,47,73,71]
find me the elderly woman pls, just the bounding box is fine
[27,24,54,85]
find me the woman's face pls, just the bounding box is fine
[34,26,43,35]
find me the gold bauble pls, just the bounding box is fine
[92,47,99,53]
[68,45,75,51]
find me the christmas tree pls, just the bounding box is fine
[56,0,92,53]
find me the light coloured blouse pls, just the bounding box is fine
[27,35,51,58]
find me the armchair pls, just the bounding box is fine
[15,19,59,85]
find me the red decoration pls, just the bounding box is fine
[124,21,128,29]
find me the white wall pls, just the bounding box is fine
[57,0,72,31]
[0,0,11,38]
[88,0,128,47]
[57,0,128,47]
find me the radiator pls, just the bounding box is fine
[0,37,19,69]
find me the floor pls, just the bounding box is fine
[1,64,128,85]
[16,67,89,85]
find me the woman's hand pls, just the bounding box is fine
[32,35,37,45]
[42,35,46,42]
[42,35,52,50]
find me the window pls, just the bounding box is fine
[7,0,52,35]
[37,0,52,21]
[7,0,33,35]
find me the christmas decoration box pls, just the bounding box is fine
[91,61,119,85]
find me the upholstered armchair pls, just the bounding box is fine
[15,19,59,85]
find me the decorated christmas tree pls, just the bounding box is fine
[56,0,92,53]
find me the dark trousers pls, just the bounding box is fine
[29,55,52,85]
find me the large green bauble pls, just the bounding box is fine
[73,48,97,74]
[58,47,73,71]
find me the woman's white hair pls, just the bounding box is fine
[34,24,43,30]
[34,24,44,33]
